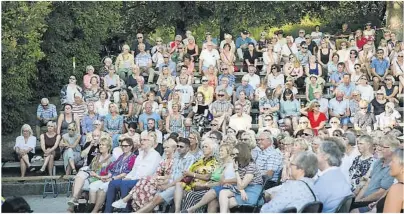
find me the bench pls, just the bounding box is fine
[2,160,64,175]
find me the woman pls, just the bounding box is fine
[267,64,284,93]
[127,65,140,89]
[371,89,387,116]
[279,89,300,131]
[281,138,310,182]
[72,93,88,122]
[185,36,199,61]
[349,135,375,191]
[257,114,280,137]
[190,92,210,129]
[363,23,375,41]
[84,76,102,102]
[103,67,121,103]
[220,34,236,54]
[119,122,140,149]
[180,144,236,213]
[157,66,175,90]
[259,88,280,121]
[305,75,322,102]
[110,139,177,211]
[67,136,114,209]
[167,92,184,115]
[392,51,404,93]
[81,102,102,145]
[87,137,136,213]
[350,64,365,84]
[355,29,367,50]
[256,31,269,57]
[327,117,343,137]
[327,53,340,77]
[104,103,124,148]
[189,131,203,160]
[300,101,327,134]
[57,104,80,136]
[171,44,185,64]
[356,75,374,102]
[220,43,236,74]
[100,58,112,89]
[294,116,312,135]
[37,122,61,175]
[317,40,332,74]
[175,67,193,86]
[173,139,218,213]
[235,90,251,115]
[13,124,37,177]
[254,78,268,102]
[311,25,323,45]
[83,65,100,90]
[345,50,359,75]
[115,44,135,81]
[182,54,195,76]
[60,75,83,105]
[305,55,325,86]
[284,55,304,87]
[165,103,184,135]
[218,143,263,213]
[261,151,318,213]
[94,90,111,119]
[381,75,399,102]
[244,42,259,70]
[337,41,349,62]
[375,102,401,131]
[197,77,214,105]
[60,123,81,175]
[205,65,218,89]
[352,100,375,132]
[263,43,279,73]
[118,90,135,132]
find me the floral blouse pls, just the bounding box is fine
[349,156,375,191]
[88,154,114,183]
[183,156,218,191]
[104,114,123,134]
[352,112,375,130]
[105,153,136,177]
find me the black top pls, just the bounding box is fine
[320,48,330,64]
[83,142,99,166]
[131,41,152,56]
[376,182,404,213]
[126,75,138,88]
[371,99,387,116]
[243,50,259,64]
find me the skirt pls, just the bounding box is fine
[181,189,209,212]
[231,184,263,206]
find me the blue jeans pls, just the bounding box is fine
[104,179,138,213]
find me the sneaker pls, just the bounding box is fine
[112,199,127,209]
[67,198,78,206]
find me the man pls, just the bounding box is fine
[294,29,306,48]
[174,75,194,112]
[218,64,236,87]
[179,118,196,138]
[335,23,352,49]
[169,35,183,54]
[280,36,298,63]
[158,53,177,76]
[215,76,233,101]
[350,135,399,212]
[208,130,223,145]
[135,44,155,84]
[313,89,329,118]
[199,42,220,73]
[105,135,161,212]
[330,62,347,92]
[329,90,350,130]
[243,65,260,90]
[132,76,150,115]
[229,104,252,132]
[131,33,151,56]
[336,73,356,99]
[235,76,254,102]
[210,90,233,126]
[252,132,283,185]
[235,30,252,60]
[80,129,102,167]
[36,98,57,137]
[138,101,162,131]
[313,138,352,213]
[340,132,360,184]
[141,118,163,145]
[370,49,389,90]
[202,118,223,141]
[296,43,312,67]
[134,137,195,213]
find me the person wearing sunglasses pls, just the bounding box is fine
[370,48,389,90]
[355,75,374,102]
[300,100,327,135]
[391,50,404,93]
[345,49,359,75]
[60,123,81,175]
[280,36,298,64]
[229,104,252,133]
[60,75,83,105]
[352,100,375,132]
[350,63,364,84]
[296,42,312,68]
[371,89,387,116]
[336,41,350,63]
[380,74,399,103]
[36,97,58,138]
[329,89,350,130]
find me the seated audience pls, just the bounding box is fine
[60,123,81,175]
[13,124,37,177]
[37,121,61,175]
[36,97,58,138]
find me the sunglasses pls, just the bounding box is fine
[377,93,384,95]
[303,133,313,136]
[137,37,143,39]
[314,105,320,107]
[70,78,76,80]
[121,144,131,148]
[221,68,228,71]
[218,94,224,97]
[68,128,75,131]
[398,55,403,58]
[202,80,208,82]
[377,52,383,54]
[210,136,217,139]
[355,67,361,69]
[330,121,338,124]
[325,36,330,38]
[361,107,368,109]
[42,104,49,107]
[177,145,185,148]
[240,138,249,141]
[93,123,101,126]
[301,47,308,49]
[156,40,162,42]
[211,124,218,126]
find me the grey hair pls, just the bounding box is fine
[383,134,400,152]
[104,57,112,64]
[86,65,94,72]
[293,151,319,178]
[357,135,373,146]
[202,138,219,157]
[393,148,404,165]
[41,97,49,104]
[319,140,345,167]
[20,124,33,136]
[292,138,310,151]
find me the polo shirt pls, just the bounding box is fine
[138,112,161,130]
[245,74,260,90]
[337,82,356,97]
[329,98,349,115]
[371,58,389,76]
[363,159,394,197]
[135,52,152,67]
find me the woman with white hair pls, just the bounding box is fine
[13,124,37,177]
[115,44,135,81]
[100,57,113,89]
[104,103,124,149]
[220,33,236,54]
[37,121,61,175]
[371,89,387,116]
[185,36,199,61]
[83,65,100,90]
[103,66,121,103]
[60,123,81,175]
[352,100,375,132]
[327,117,343,136]
[375,102,401,131]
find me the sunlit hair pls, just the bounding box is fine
[20,124,33,136]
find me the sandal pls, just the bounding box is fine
[72,169,77,175]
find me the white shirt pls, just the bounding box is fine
[200,49,220,68]
[229,113,252,132]
[340,147,360,183]
[94,100,111,117]
[126,149,162,180]
[141,130,163,144]
[174,84,194,104]
[245,74,260,90]
[267,73,285,89]
[14,136,37,153]
[281,43,298,56]
[356,85,374,102]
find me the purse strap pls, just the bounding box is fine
[299,179,317,201]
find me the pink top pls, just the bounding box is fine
[83,74,100,89]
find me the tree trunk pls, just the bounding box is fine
[386,1,404,41]
[175,19,186,39]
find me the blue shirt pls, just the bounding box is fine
[236,84,254,98]
[170,152,195,182]
[363,159,394,197]
[330,71,346,85]
[158,61,177,76]
[337,82,356,97]
[218,74,236,87]
[371,58,389,76]
[235,37,252,49]
[296,51,312,66]
[280,99,301,118]
[329,98,349,115]
[252,146,283,182]
[138,112,161,130]
[36,104,57,120]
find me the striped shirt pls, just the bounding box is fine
[135,52,152,67]
[37,104,57,119]
[211,100,233,115]
[252,146,283,182]
[72,103,87,121]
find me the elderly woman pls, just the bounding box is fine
[327,117,343,137]
[349,135,375,191]
[156,81,172,111]
[157,67,175,90]
[180,144,236,213]
[300,100,327,134]
[72,93,88,122]
[84,76,102,102]
[280,89,300,131]
[103,67,121,103]
[115,44,135,82]
[67,136,114,209]
[94,90,111,119]
[13,124,37,177]
[189,131,203,160]
[37,122,61,175]
[261,151,318,212]
[352,100,375,132]
[100,58,112,88]
[218,143,263,213]
[173,139,218,213]
[87,138,136,213]
[165,103,184,135]
[281,138,311,182]
[118,90,135,132]
[375,102,401,131]
[57,104,80,136]
[104,103,124,149]
[81,102,102,145]
[293,116,312,136]
[371,89,387,116]
[83,65,100,90]
[220,43,236,74]
[60,75,83,105]
[60,123,81,175]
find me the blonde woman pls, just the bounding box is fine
[156,67,175,90]
[281,138,310,181]
[352,100,375,132]
[118,90,135,132]
[115,44,135,81]
[14,124,37,177]
[37,121,61,175]
[300,101,327,135]
[60,123,81,175]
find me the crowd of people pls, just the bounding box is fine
[10,22,404,213]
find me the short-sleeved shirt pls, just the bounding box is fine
[252,146,283,182]
[135,52,152,67]
[329,98,349,115]
[235,85,254,98]
[200,49,220,68]
[307,111,327,129]
[371,58,389,76]
[238,161,263,185]
[330,71,346,85]
[37,104,57,120]
[138,112,161,130]
[363,159,395,197]
[159,61,177,76]
[337,82,356,97]
[131,41,152,56]
[218,74,236,87]
[211,100,233,114]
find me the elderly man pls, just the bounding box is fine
[131,33,151,56]
[36,98,58,137]
[210,89,233,128]
[252,132,283,186]
[229,104,252,132]
[313,138,352,213]
[296,43,312,67]
[218,63,236,87]
[329,89,350,130]
[179,118,196,138]
[235,76,254,102]
[350,135,399,212]
[135,43,155,84]
[199,42,220,73]
[236,30,252,60]
[295,29,306,48]
[159,53,177,76]
[138,101,162,132]
[244,65,260,90]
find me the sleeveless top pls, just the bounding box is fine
[308,63,319,75]
[186,44,196,55]
[61,113,75,135]
[376,182,404,213]
[169,115,183,134]
[104,74,118,87]
[320,48,330,64]
[119,102,130,115]
[44,133,57,149]
[385,86,394,97]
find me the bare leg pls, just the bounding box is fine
[207,199,219,213]
[89,191,97,204]
[40,156,51,171]
[72,176,85,199]
[48,155,55,175]
[69,158,76,172]
[21,154,31,166]
[187,189,217,212]
[92,191,106,213]
[219,190,234,213]
[20,158,26,177]
[66,165,71,176]
[136,195,164,213]
[227,197,238,212]
[174,182,184,213]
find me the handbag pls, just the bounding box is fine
[180,176,194,184]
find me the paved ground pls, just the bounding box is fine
[23,195,70,213]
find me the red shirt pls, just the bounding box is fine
[356,37,368,50]
[307,111,327,129]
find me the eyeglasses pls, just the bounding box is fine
[177,145,185,148]
[330,121,338,124]
[137,37,143,39]
[289,56,294,59]
[377,93,384,95]
[360,107,368,109]
[202,80,208,82]
[141,138,149,141]
[303,133,313,137]
[377,52,383,54]
[398,55,403,58]
[299,121,308,124]
[221,68,228,71]
[211,124,218,126]
[209,136,217,140]
[385,79,392,81]
[68,128,75,131]
[355,67,361,69]
[256,138,266,141]
[314,105,320,107]
[301,47,308,49]
[360,78,367,80]
[121,144,131,148]
[93,123,101,126]
[156,40,162,42]
[265,119,272,121]
[325,36,330,38]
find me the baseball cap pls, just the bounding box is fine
[242,30,249,35]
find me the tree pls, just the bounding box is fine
[386,1,404,40]
[1,1,52,133]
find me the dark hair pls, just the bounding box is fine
[273,137,279,149]
[210,130,223,142]
[332,129,344,137]
[343,73,351,79]
[248,42,255,47]
[90,76,99,84]
[168,132,179,142]
[350,49,358,57]
[223,43,231,49]
[236,130,246,140]
[2,196,32,213]
[99,89,109,99]
[235,143,252,168]
[271,64,281,73]
[277,30,284,35]
[332,53,340,60]
[337,62,345,68]
[181,65,188,70]
[295,129,305,138]
[64,103,73,110]
[128,122,137,130]
[147,118,156,124]
[178,137,191,147]
[121,138,135,151]
[283,88,294,101]
[183,54,192,61]
[315,25,320,29]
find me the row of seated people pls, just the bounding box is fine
[13,119,404,213]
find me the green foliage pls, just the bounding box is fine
[1,1,51,133]
[38,1,122,96]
